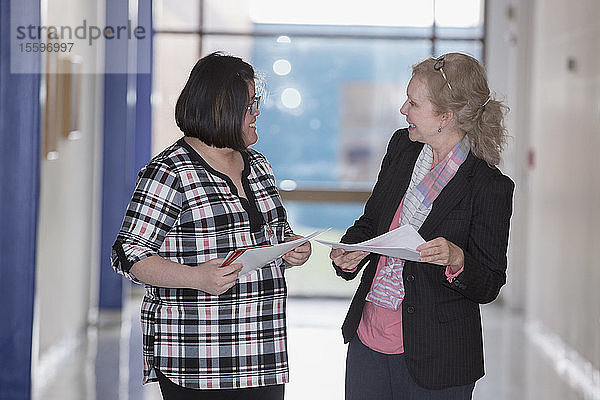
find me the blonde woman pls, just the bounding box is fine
[331,53,514,400]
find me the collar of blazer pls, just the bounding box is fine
[386,129,479,242]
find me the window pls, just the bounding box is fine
[153,0,486,297]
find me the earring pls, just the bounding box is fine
[437,126,442,133]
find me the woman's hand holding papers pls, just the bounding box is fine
[282,235,312,267]
[416,237,464,270]
[197,259,244,295]
[130,256,243,296]
[329,249,370,271]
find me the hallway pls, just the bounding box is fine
[2,1,600,399]
[33,295,594,400]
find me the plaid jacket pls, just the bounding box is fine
[111,138,293,389]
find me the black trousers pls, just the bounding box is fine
[156,370,285,400]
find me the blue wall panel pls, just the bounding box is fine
[0,0,40,398]
[135,0,153,175]
[99,0,152,309]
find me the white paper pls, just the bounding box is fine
[316,225,425,262]
[222,228,330,277]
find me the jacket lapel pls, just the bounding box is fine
[378,139,423,235]
[418,152,477,240]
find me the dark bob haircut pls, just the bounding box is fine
[175,52,255,151]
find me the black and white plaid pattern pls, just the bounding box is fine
[111,138,293,389]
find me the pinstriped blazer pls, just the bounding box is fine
[334,128,515,390]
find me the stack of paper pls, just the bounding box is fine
[221,228,330,277]
[316,225,425,262]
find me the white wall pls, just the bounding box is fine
[487,0,600,397]
[487,1,600,397]
[485,0,530,311]
[486,0,542,316]
[524,0,600,397]
[33,0,105,389]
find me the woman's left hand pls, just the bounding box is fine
[416,237,464,267]
[282,235,312,267]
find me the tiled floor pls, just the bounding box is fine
[33,295,592,400]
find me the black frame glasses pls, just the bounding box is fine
[247,96,261,115]
[433,57,452,91]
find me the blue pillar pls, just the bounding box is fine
[135,0,153,175]
[99,0,152,309]
[0,0,41,398]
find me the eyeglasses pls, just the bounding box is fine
[433,57,452,91]
[247,96,261,115]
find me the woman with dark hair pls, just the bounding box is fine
[330,53,515,399]
[111,52,311,400]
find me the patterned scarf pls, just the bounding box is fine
[365,135,470,310]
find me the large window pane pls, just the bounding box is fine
[253,37,426,183]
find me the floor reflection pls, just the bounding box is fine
[33,295,591,400]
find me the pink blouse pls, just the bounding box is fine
[356,200,464,354]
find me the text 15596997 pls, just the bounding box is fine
[19,42,74,52]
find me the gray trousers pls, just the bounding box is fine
[345,336,475,400]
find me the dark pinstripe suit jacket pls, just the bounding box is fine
[335,128,515,390]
